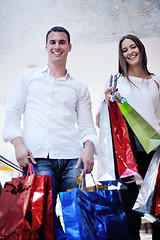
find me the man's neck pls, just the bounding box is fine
[48,63,67,79]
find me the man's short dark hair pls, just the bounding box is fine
[46,26,71,44]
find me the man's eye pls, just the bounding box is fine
[49,41,55,45]
[60,41,66,44]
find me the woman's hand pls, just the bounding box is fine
[105,87,122,104]
[104,86,113,102]
[96,111,100,127]
[114,90,122,103]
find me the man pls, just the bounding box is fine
[2,26,97,197]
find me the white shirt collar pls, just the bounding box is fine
[40,65,74,81]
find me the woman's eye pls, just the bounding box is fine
[122,49,127,53]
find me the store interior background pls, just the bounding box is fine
[0,0,160,185]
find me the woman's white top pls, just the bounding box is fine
[101,74,160,134]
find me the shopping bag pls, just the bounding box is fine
[132,146,160,223]
[0,164,55,239]
[149,166,160,217]
[154,172,160,217]
[108,100,142,183]
[60,188,130,240]
[0,164,34,237]
[42,175,55,240]
[97,101,117,182]
[119,100,160,154]
[60,172,130,240]
[21,174,55,240]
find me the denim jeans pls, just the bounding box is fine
[29,157,83,200]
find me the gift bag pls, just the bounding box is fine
[0,164,55,239]
[42,175,55,239]
[119,100,160,154]
[97,101,117,182]
[0,164,34,237]
[133,146,160,223]
[60,173,130,240]
[108,100,142,183]
[149,165,160,217]
[22,174,55,240]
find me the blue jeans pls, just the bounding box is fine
[30,157,83,200]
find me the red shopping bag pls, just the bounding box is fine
[154,174,160,217]
[149,165,160,217]
[0,164,55,239]
[0,164,34,237]
[41,175,55,239]
[21,174,55,240]
[108,100,141,182]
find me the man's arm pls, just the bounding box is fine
[12,137,36,167]
[2,69,36,167]
[75,84,98,173]
[2,70,29,143]
[76,85,98,153]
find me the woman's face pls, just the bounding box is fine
[121,39,140,67]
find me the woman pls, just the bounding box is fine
[96,34,160,240]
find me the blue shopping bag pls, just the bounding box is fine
[60,188,130,240]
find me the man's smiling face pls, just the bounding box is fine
[45,31,72,66]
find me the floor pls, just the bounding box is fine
[140,220,152,240]
[140,231,152,240]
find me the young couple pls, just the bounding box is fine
[2,26,160,240]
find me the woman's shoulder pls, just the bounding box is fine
[152,74,160,81]
[152,74,160,90]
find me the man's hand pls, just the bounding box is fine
[75,140,94,173]
[12,137,36,167]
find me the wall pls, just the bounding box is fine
[0,0,160,54]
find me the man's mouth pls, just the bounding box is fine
[53,52,63,55]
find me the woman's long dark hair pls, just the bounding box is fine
[118,34,153,81]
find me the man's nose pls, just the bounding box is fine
[55,42,60,49]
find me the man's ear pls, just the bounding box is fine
[69,43,72,52]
